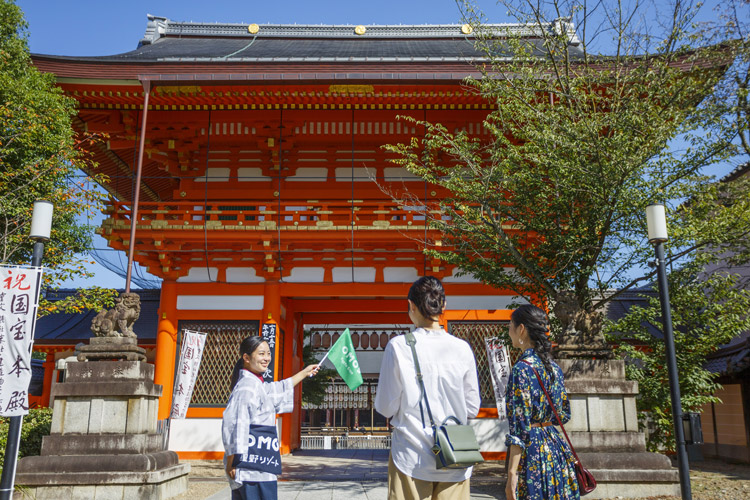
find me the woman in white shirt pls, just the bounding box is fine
[222,335,319,500]
[375,276,481,500]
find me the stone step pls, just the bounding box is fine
[41,433,164,456]
[578,451,673,471]
[570,431,646,452]
[18,450,179,473]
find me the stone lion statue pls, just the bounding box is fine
[91,292,141,338]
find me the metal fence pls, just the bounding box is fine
[449,321,516,407]
[157,418,170,451]
[177,320,260,406]
[300,434,391,450]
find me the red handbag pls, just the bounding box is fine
[574,460,597,494]
[522,361,597,495]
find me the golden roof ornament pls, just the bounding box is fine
[354,25,366,35]
[248,23,260,34]
[461,24,473,35]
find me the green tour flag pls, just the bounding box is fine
[326,328,363,390]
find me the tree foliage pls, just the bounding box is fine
[300,331,336,406]
[384,0,749,355]
[0,407,52,475]
[607,255,750,451]
[0,0,116,314]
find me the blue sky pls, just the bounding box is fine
[18,0,502,56]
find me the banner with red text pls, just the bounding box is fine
[485,337,512,421]
[0,266,43,417]
[170,329,207,419]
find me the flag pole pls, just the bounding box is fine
[309,349,331,377]
[318,349,331,367]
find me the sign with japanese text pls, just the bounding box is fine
[170,330,207,419]
[0,266,43,417]
[232,424,282,475]
[485,337,512,422]
[260,323,277,382]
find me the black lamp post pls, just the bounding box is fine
[0,201,53,500]
[645,203,692,500]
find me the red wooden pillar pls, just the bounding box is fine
[40,352,55,408]
[155,280,178,420]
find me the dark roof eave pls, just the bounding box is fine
[32,53,492,64]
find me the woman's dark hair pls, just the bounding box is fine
[407,276,446,322]
[229,335,269,391]
[511,304,555,380]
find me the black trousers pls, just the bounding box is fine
[231,481,277,500]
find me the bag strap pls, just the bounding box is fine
[520,360,581,464]
[405,331,437,430]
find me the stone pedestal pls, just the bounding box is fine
[560,359,679,499]
[16,361,189,500]
[77,337,147,362]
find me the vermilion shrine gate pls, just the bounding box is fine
[30,17,564,459]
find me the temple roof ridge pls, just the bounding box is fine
[139,14,575,46]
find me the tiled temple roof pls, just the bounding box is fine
[34,289,160,345]
[33,16,582,63]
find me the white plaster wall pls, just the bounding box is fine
[169,417,506,453]
[443,268,482,283]
[383,267,419,283]
[288,167,328,181]
[332,267,376,282]
[334,167,370,181]
[168,418,223,452]
[237,167,270,181]
[443,267,516,283]
[470,418,508,452]
[446,295,525,310]
[178,267,219,282]
[383,167,420,181]
[176,295,264,310]
[285,267,325,282]
[195,167,230,182]
[225,267,265,283]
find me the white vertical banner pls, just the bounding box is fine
[485,337,512,421]
[0,266,44,417]
[170,330,207,419]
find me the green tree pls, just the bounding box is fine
[607,256,750,451]
[300,331,335,406]
[385,0,748,355]
[0,0,115,314]
[0,407,52,475]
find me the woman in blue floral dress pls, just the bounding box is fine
[504,305,579,500]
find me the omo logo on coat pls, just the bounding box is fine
[234,424,282,475]
[247,432,280,452]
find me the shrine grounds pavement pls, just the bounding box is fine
[177,449,506,500]
[176,449,750,500]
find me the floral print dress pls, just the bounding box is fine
[505,349,580,500]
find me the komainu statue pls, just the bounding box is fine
[91,292,141,338]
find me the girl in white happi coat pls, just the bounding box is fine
[222,335,319,500]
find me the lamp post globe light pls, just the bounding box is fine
[0,201,54,500]
[29,200,53,267]
[645,203,692,500]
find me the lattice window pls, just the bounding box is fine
[449,321,519,408]
[177,320,259,407]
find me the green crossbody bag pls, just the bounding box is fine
[405,332,484,469]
